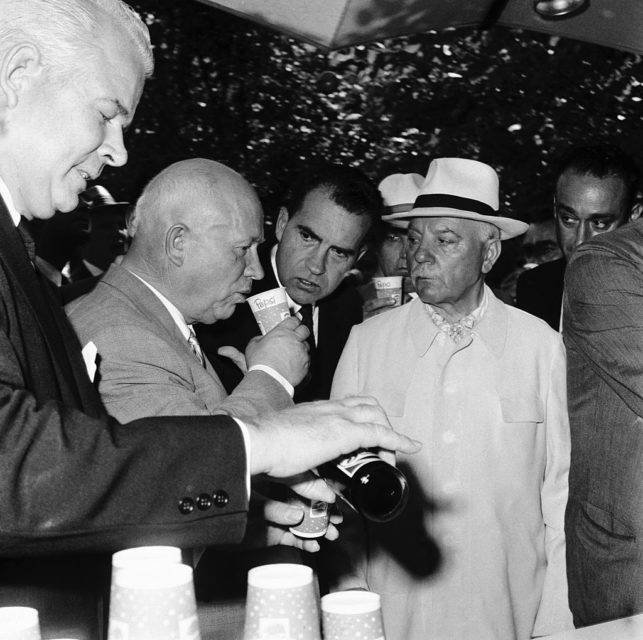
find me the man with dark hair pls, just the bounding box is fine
[197,162,384,402]
[563,216,643,628]
[516,143,640,329]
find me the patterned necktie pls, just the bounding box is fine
[187,326,205,367]
[17,219,36,263]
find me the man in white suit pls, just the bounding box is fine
[330,158,573,640]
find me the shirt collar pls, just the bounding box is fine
[129,271,192,341]
[0,176,21,227]
[410,284,506,356]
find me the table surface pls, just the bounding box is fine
[547,614,643,639]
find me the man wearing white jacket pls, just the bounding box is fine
[330,158,573,640]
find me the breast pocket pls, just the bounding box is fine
[500,394,544,424]
[370,389,406,418]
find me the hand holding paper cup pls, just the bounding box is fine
[372,276,403,307]
[243,563,321,640]
[321,591,385,640]
[247,287,291,335]
[0,607,41,640]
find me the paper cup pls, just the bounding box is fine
[0,607,41,640]
[247,287,291,335]
[321,591,385,640]
[112,545,182,575]
[108,563,200,640]
[243,564,321,640]
[289,500,330,539]
[372,276,403,306]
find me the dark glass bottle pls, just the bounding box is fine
[318,451,409,522]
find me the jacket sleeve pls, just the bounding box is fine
[0,324,249,555]
[533,336,574,635]
[563,246,643,417]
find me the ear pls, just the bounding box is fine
[166,224,186,267]
[275,206,289,242]
[0,44,43,109]
[481,237,501,275]
[629,202,642,222]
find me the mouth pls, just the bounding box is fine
[294,277,320,292]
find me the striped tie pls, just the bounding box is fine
[187,326,205,367]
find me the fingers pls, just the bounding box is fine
[263,498,304,527]
[285,472,336,504]
[363,297,396,313]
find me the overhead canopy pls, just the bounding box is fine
[196,0,643,54]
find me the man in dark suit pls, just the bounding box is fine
[516,143,640,329]
[0,2,419,637]
[197,163,383,402]
[563,217,643,627]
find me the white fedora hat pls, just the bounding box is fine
[378,173,423,229]
[385,158,529,240]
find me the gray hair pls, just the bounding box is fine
[0,0,153,81]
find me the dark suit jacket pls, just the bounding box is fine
[563,219,643,627]
[196,243,364,402]
[515,258,566,330]
[0,201,249,638]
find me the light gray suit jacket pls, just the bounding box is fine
[66,264,292,423]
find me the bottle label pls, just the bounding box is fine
[335,451,382,479]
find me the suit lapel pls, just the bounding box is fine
[0,203,100,412]
[100,265,229,408]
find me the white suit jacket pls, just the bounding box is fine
[331,287,573,640]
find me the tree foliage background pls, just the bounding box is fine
[102,0,643,277]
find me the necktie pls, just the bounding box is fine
[187,326,205,367]
[17,219,36,263]
[299,304,316,355]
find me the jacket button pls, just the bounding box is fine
[196,493,213,511]
[213,490,229,507]
[178,497,195,515]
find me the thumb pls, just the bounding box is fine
[217,346,248,373]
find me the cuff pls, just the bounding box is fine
[232,418,252,498]
[247,364,295,398]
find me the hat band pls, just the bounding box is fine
[414,194,497,217]
[387,203,414,214]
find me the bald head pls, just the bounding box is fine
[124,158,265,324]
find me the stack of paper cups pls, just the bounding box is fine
[108,546,199,640]
[321,591,385,640]
[0,607,41,640]
[243,564,321,640]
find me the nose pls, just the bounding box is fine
[412,242,434,265]
[100,126,128,168]
[245,246,264,280]
[305,247,326,275]
[397,240,409,270]
[575,221,591,248]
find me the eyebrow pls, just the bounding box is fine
[297,224,357,256]
[557,203,619,219]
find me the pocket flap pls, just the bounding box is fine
[371,389,406,417]
[500,395,544,423]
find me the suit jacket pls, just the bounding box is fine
[66,263,292,424]
[0,201,248,638]
[515,257,566,330]
[196,242,363,401]
[330,290,572,639]
[562,218,643,627]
